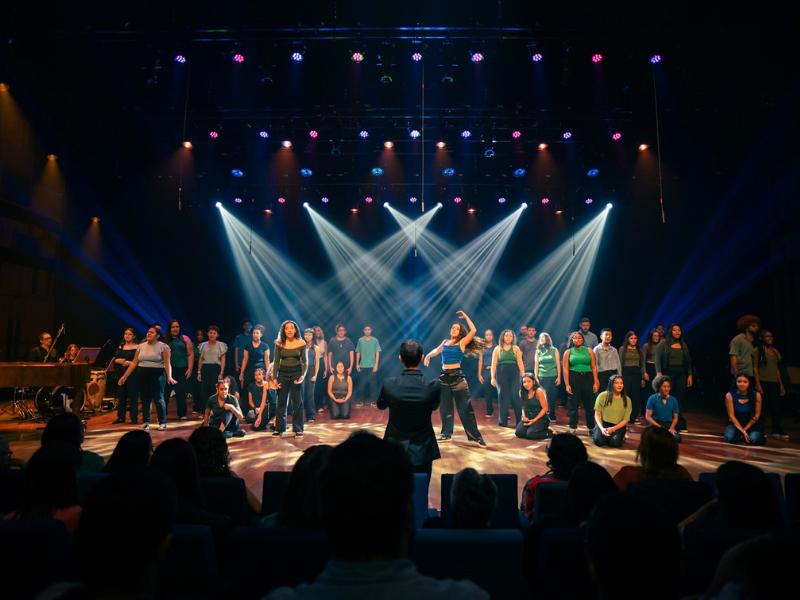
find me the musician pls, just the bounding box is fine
[29,331,58,362]
[60,344,79,363]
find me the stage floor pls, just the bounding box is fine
[2,401,799,510]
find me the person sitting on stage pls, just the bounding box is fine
[377,339,441,484]
[29,331,58,362]
[41,412,105,472]
[327,361,353,420]
[203,379,245,438]
[723,375,765,446]
[266,431,488,599]
[450,468,497,529]
[645,376,681,441]
[104,430,152,476]
[515,373,552,440]
[246,367,272,430]
[60,343,79,363]
[521,433,588,521]
[189,426,260,514]
[591,375,632,448]
[613,426,693,492]
[3,443,81,535]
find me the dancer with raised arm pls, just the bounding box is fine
[424,310,487,447]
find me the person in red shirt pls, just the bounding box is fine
[521,433,588,521]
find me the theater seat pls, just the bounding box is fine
[159,524,219,599]
[78,470,111,503]
[683,526,767,594]
[531,481,568,523]
[785,473,800,523]
[261,470,292,517]
[536,528,592,597]
[626,480,713,524]
[412,528,524,599]
[200,476,251,525]
[441,473,521,528]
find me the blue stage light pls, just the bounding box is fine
[371,167,384,176]
[300,168,313,177]
[442,167,455,176]
[587,168,600,177]
[513,168,526,178]
[231,169,244,177]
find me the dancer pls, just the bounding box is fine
[112,327,139,424]
[619,331,645,425]
[239,324,269,389]
[655,323,692,431]
[327,361,353,419]
[562,331,599,434]
[164,319,194,421]
[302,328,321,422]
[271,320,308,437]
[515,373,551,440]
[196,326,227,415]
[423,310,487,446]
[490,329,525,427]
[534,332,561,423]
[476,329,497,419]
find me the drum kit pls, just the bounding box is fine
[29,369,110,418]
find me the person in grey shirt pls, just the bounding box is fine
[729,315,760,380]
[578,317,599,350]
[517,325,539,372]
[593,328,621,393]
[267,432,488,600]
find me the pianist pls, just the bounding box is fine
[29,331,59,362]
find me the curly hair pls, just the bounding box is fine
[188,426,231,478]
[736,314,762,332]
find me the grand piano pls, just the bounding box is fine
[0,362,92,388]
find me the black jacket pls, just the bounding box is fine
[377,369,441,467]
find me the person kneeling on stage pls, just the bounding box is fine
[516,373,552,440]
[723,375,765,446]
[592,375,631,448]
[645,376,682,442]
[328,361,353,419]
[204,380,246,438]
[246,367,273,431]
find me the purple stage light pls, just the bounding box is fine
[409,196,418,203]
[498,197,507,204]
[174,54,186,64]
[532,52,543,62]
[650,54,662,64]
[351,51,364,63]
[562,131,573,140]
[321,196,329,204]
[209,131,219,139]
[291,51,304,63]
[512,130,522,139]
[309,130,319,139]
[234,197,242,204]
[233,53,245,64]
[409,129,420,139]
[258,130,269,139]
[277,197,286,204]
[612,132,622,141]
[461,130,472,139]
[365,196,373,204]
[411,52,423,62]
[585,198,593,205]
[592,53,603,63]
[541,197,550,205]
[453,196,462,204]
[359,130,369,138]
[471,52,484,63]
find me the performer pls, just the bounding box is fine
[164,320,194,421]
[490,329,525,427]
[327,361,353,419]
[355,324,381,406]
[515,373,551,440]
[271,320,308,437]
[534,332,561,423]
[239,324,269,389]
[475,329,497,419]
[302,328,321,422]
[423,310,487,446]
[118,326,176,431]
[60,344,79,363]
[247,367,272,431]
[313,325,328,413]
[563,331,599,435]
[203,379,246,438]
[197,326,227,415]
[112,327,139,424]
[29,331,58,362]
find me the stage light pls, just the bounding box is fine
[383,202,390,208]
[371,167,384,176]
[541,197,550,205]
[612,132,622,141]
[259,130,269,139]
[453,196,462,204]
[215,201,222,208]
[468,207,476,214]
[554,209,564,215]
[461,130,472,139]
[639,143,649,151]
[209,131,219,139]
[562,131,573,140]
[585,198,594,205]
[441,75,454,84]
[277,197,286,204]
[321,196,329,204]
[231,169,244,177]
[587,168,600,177]
[351,51,364,63]
[309,130,319,138]
[606,202,613,209]
[409,130,420,139]
[513,168,526,178]
[532,52,543,62]
[174,54,186,64]
[436,141,446,149]
[592,53,603,63]
[512,130,522,139]
[650,54,662,64]
[436,202,443,208]
[471,52,484,63]
[47,154,57,161]
[411,52,423,62]
[265,209,272,215]
[409,196,418,203]
[351,207,358,213]
[303,201,309,208]
[182,141,192,149]
[384,140,394,148]
[498,197,507,204]
[0,82,9,92]
[380,74,393,84]
[234,197,243,204]
[291,51,304,63]
[91,216,100,223]
[282,140,292,148]
[300,168,313,177]
[365,196,373,204]
[538,143,548,150]
[484,147,495,157]
[233,53,245,63]
[521,202,528,209]
[442,167,455,176]
[359,130,369,138]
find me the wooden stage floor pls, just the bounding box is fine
[3,401,799,510]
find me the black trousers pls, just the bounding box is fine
[597,370,616,396]
[275,372,304,433]
[496,363,522,426]
[165,368,190,418]
[116,372,138,422]
[473,368,496,416]
[539,376,558,421]
[199,364,222,412]
[621,367,643,422]
[568,371,595,429]
[665,369,688,430]
[302,376,317,420]
[358,369,379,404]
[761,381,784,435]
[439,370,482,441]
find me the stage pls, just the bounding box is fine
[3,401,799,510]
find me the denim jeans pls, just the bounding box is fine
[592,420,626,447]
[139,367,166,425]
[496,363,522,427]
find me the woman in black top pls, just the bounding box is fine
[655,323,693,431]
[239,324,269,390]
[516,373,551,440]
[113,327,139,424]
[271,320,308,437]
[619,331,646,424]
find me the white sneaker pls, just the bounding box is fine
[568,427,577,435]
[158,423,167,431]
[143,423,150,430]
